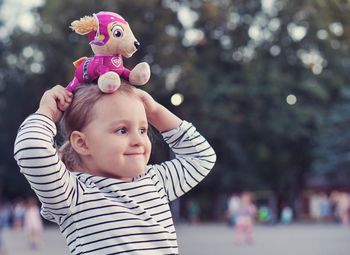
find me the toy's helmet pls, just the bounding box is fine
[88,11,127,46]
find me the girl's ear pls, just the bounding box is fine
[70,131,89,156]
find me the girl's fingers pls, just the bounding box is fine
[135,89,152,104]
[63,90,73,102]
[57,94,72,109]
[60,92,72,104]
[54,86,73,104]
[55,92,66,106]
[58,102,69,112]
[52,85,71,100]
[38,85,71,123]
[136,88,148,98]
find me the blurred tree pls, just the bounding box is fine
[312,87,350,188]
[184,0,350,208]
[1,0,350,217]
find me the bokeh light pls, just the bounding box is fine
[286,94,297,105]
[170,93,184,106]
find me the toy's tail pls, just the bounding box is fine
[66,57,87,92]
[73,57,87,67]
[66,77,79,92]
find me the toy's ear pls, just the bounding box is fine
[70,15,98,35]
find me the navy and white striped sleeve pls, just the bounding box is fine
[13,113,79,220]
[149,120,216,202]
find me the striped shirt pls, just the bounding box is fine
[14,114,216,254]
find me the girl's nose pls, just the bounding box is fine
[130,132,143,146]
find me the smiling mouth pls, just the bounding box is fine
[124,153,144,156]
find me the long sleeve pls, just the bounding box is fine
[13,114,79,222]
[148,121,216,202]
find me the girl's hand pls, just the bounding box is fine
[134,87,182,132]
[36,85,73,123]
[133,88,159,118]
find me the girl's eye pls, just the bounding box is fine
[140,128,147,134]
[115,127,127,135]
[112,26,124,38]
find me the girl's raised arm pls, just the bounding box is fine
[137,89,216,201]
[14,86,81,222]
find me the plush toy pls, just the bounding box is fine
[66,11,151,93]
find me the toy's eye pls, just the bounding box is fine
[112,26,124,38]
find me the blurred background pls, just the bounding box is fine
[1,0,350,254]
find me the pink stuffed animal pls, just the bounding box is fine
[66,11,151,93]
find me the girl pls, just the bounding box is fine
[14,83,216,254]
[234,192,257,244]
[24,197,44,249]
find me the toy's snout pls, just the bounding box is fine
[114,24,141,58]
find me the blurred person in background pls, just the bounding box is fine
[234,192,257,244]
[280,205,293,224]
[0,203,3,255]
[258,205,273,224]
[331,191,350,225]
[13,198,25,230]
[187,199,201,224]
[24,197,43,250]
[227,193,240,227]
[310,192,322,222]
[319,192,332,222]
[0,201,11,230]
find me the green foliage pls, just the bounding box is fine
[312,87,350,187]
[1,0,350,203]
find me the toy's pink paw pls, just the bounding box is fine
[130,62,151,86]
[98,72,121,93]
[141,72,150,82]
[107,84,117,92]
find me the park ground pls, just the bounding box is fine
[1,223,349,255]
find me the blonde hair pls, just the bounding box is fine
[59,83,138,170]
[70,15,98,35]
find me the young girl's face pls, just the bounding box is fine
[81,91,151,180]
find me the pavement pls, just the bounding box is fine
[1,223,349,255]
